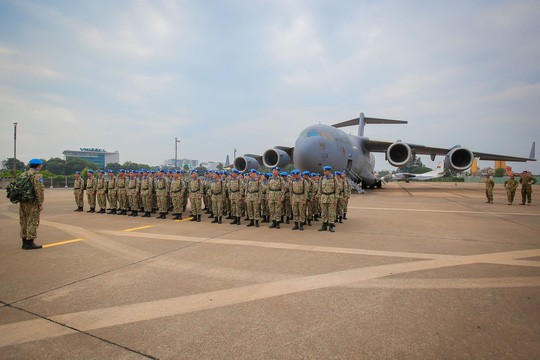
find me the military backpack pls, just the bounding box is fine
[6,173,36,204]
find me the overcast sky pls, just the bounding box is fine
[1,0,539,173]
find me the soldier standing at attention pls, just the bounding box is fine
[335,171,344,223]
[107,170,118,214]
[127,171,140,216]
[19,158,45,250]
[170,170,185,220]
[116,170,128,215]
[267,167,285,229]
[140,170,153,217]
[290,169,309,231]
[281,172,291,224]
[519,171,537,205]
[228,169,244,225]
[504,173,519,205]
[73,171,84,212]
[96,170,107,213]
[260,173,269,223]
[155,169,170,219]
[189,170,203,222]
[210,171,224,224]
[340,171,351,219]
[245,169,262,227]
[484,174,495,204]
[85,170,97,213]
[319,166,337,232]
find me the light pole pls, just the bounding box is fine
[175,137,181,169]
[13,122,17,178]
[233,148,237,160]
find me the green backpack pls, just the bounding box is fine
[6,173,36,204]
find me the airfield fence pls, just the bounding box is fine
[0,177,76,189]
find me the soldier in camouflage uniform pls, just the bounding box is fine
[319,166,337,232]
[228,169,244,225]
[267,167,285,229]
[140,170,154,217]
[85,170,97,213]
[310,173,321,221]
[19,158,45,250]
[181,171,189,213]
[204,172,212,215]
[281,172,291,224]
[335,171,344,223]
[260,173,269,223]
[96,170,107,213]
[127,171,140,216]
[189,170,203,222]
[170,170,186,220]
[107,170,118,214]
[519,171,537,205]
[245,169,262,227]
[210,171,225,224]
[484,174,494,204]
[116,170,128,215]
[504,173,519,205]
[290,169,309,230]
[301,171,314,226]
[340,171,351,219]
[73,171,84,211]
[155,170,170,219]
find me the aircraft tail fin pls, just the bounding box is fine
[332,112,407,136]
[529,141,536,160]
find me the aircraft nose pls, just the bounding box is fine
[294,135,326,171]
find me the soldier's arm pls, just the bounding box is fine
[33,173,45,206]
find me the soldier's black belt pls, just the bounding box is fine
[293,192,304,195]
[322,191,335,195]
[212,192,222,195]
[171,190,181,193]
[269,189,281,191]
[248,190,259,193]
[229,189,239,192]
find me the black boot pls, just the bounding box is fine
[292,222,299,230]
[107,208,116,214]
[209,212,214,218]
[99,208,106,213]
[161,212,167,219]
[225,213,232,219]
[255,220,259,227]
[244,215,250,221]
[269,220,276,228]
[132,211,138,217]
[343,213,347,220]
[190,214,197,221]
[197,214,201,222]
[299,222,304,231]
[21,238,27,249]
[338,216,342,223]
[230,216,237,225]
[86,208,93,213]
[211,216,218,223]
[246,220,254,227]
[144,212,150,217]
[236,217,241,225]
[276,221,280,229]
[218,216,222,224]
[318,222,328,231]
[173,213,179,220]
[123,210,128,215]
[178,213,182,220]
[286,216,290,224]
[117,209,123,215]
[23,239,42,250]
[329,223,335,232]
[307,219,311,226]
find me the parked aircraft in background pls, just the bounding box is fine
[233,112,536,189]
[385,161,446,182]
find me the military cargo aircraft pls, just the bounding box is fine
[385,161,447,182]
[233,112,536,188]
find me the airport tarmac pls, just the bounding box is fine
[0,182,539,359]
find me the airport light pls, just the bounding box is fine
[13,122,17,178]
[175,138,181,169]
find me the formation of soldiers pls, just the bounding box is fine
[74,166,351,232]
[484,171,537,205]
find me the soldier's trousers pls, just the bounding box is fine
[87,191,96,209]
[117,189,128,210]
[486,189,493,202]
[156,193,168,213]
[141,192,152,212]
[172,193,184,214]
[97,192,107,210]
[260,198,268,217]
[283,197,292,218]
[246,198,260,220]
[189,194,202,215]
[268,199,282,221]
[343,198,349,214]
[212,194,223,216]
[74,190,84,208]
[108,191,118,209]
[506,189,516,203]
[321,201,336,224]
[19,202,40,239]
[521,186,532,204]
[128,192,138,210]
[336,198,344,217]
[291,200,306,223]
[229,194,242,217]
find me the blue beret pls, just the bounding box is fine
[322,166,332,171]
[302,171,310,175]
[291,169,300,175]
[264,173,270,178]
[29,158,43,165]
[151,170,156,174]
[75,171,80,174]
[191,169,199,174]
[107,170,114,173]
[233,169,240,174]
[310,173,318,177]
[280,171,288,176]
[335,171,341,176]
[272,166,280,171]
[180,170,185,174]
[249,169,257,173]
[87,169,94,173]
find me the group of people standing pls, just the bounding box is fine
[73,166,351,232]
[484,171,537,205]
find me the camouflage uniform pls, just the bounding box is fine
[267,173,285,228]
[484,177,494,204]
[140,173,154,217]
[520,172,537,205]
[335,175,344,222]
[19,168,44,242]
[73,176,84,211]
[227,174,244,224]
[155,175,170,218]
[504,176,519,205]
[282,175,292,223]
[203,174,212,213]
[341,174,351,219]
[260,176,269,222]
[189,174,204,221]
[127,174,140,215]
[85,173,97,212]
[245,174,262,226]
[170,174,186,220]
[210,176,224,223]
[290,174,309,230]
[96,172,107,212]
[319,173,337,232]
[107,173,118,213]
[116,173,128,214]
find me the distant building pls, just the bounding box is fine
[165,158,198,169]
[63,148,120,168]
[200,162,222,171]
[225,155,230,167]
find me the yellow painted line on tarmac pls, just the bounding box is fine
[174,217,194,223]
[122,225,155,232]
[43,238,84,248]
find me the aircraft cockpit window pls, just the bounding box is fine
[307,130,320,137]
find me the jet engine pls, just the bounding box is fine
[444,147,474,172]
[263,148,291,168]
[387,142,413,167]
[233,155,262,172]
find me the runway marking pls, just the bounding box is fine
[122,225,155,232]
[344,276,540,289]
[42,238,84,248]
[348,206,540,216]
[1,248,539,348]
[174,217,194,222]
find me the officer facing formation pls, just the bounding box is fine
[319,166,337,232]
[73,171,84,211]
[484,174,495,204]
[519,171,537,205]
[19,158,45,250]
[504,173,519,205]
[85,170,97,213]
[96,170,107,213]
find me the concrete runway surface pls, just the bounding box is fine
[1,182,539,359]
